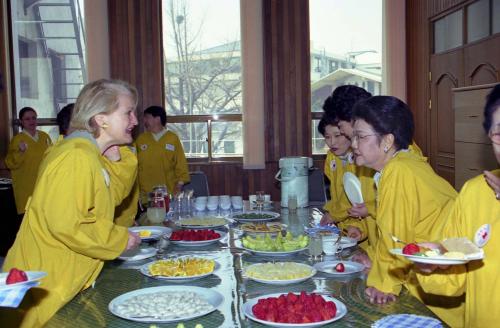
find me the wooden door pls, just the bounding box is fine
[429,50,464,184]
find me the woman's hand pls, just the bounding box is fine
[352,250,372,270]
[346,226,362,241]
[347,203,368,217]
[103,145,121,162]
[320,212,335,226]
[18,141,28,153]
[126,232,141,251]
[484,170,500,200]
[365,287,397,304]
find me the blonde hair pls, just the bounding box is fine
[69,79,138,136]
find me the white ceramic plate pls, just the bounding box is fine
[232,211,280,222]
[235,240,307,257]
[108,286,223,323]
[118,247,157,261]
[0,271,47,291]
[244,263,316,285]
[343,172,363,204]
[339,236,358,249]
[139,258,220,281]
[129,226,172,241]
[169,230,226,247]
[313,261,364,275]
[242,292,347,327]
[390,248,484,265]
[176,217,229,229]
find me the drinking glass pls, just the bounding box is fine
[255,191,265,211]
[288,193,298,213]
[147,193,166,223]
[308,232,323,260]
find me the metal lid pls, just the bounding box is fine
[278,156,313,168]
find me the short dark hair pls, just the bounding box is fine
[317,113,338,136]
[144,105,167,126]
[56,103,74,136]
[19,107,36,120]
[483,84,500,133]
[323,85,372,121]
[353,96,414,150]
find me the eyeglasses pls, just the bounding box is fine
[351,133,378,143]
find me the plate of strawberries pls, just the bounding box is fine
[243,291,347,327]
[169,229,226,247]
[0,268,47,290]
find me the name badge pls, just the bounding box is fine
[140,144,148,151]
[330,160,336,171]
[474,224,491,248]
[166,144,175,151]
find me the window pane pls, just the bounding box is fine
[162,0,242,116]
[434,10,463,53]
[467,0,489,43]
[38,125,60,143]
[168,122,208,158]
[211,121,243,157]
[309,0,382,114]
[312,119,326,155]
[493,0,500,34]
[10,0,86,118]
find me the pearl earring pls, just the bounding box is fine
[384,146,389,153]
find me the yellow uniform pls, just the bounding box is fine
[5,131,52,214]
[323,151,377,255]
[366,151,464,327]
[2,132,132,327]
[417,171,500,327]
[106,146,140,227]
[136,130,190,196]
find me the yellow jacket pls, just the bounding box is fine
[2,132,131,327]
[366,150,464,327]
[111,146,140,227]
[5,131,52,214]
[136,130,190,196]
[417,171,500,327]
[323,151,377,255]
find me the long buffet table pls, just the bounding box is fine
[47,206,443,328]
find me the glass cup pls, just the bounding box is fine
[147,193,166,223]
[255,191,265,211]
[308,232,323,260]
[288,193,298,213]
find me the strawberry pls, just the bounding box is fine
[402,243,420,255]
[6,268,28,284]
[335,263,345,272]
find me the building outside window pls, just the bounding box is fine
[162,0,242,160]
[310,0,382,154]
[10,0,86,141]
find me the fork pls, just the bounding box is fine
[390,235,407,245]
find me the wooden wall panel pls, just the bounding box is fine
[108,0,163,133]
[0,0,12,178]
[427,0,467,18]
[464,34,500,86]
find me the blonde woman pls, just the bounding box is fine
[2,79,141,327]
[5,107,52,215]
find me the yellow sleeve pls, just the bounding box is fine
[103,146,138,206]
[173,135,190,184]
[5,135,25,170]
[43,149,128,260]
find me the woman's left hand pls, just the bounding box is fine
[484,170,500,200]
[365,287,397,304]
[348,203,368,217]
[103,145,121,162]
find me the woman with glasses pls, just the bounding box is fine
[351,96,464,327]
[414,84,500,327]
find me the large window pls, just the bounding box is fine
[10,0,87,141]
[162,0,242,160]
[309,0,382,154]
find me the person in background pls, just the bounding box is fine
[55,103,139,227]
[415,84,500,327]
[351,95,464,327]
[5,107,52,216]
[319,86,378,263]
[1,79,141,327]
[135,105,190,199]
[56,103,74,137]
